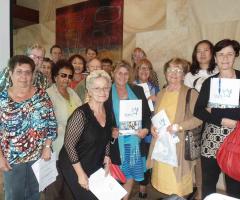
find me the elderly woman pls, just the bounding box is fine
[45,60,82,199]
[58,70,112,200]
[0,55,57,200]
[194,39,240,199]
[133,58,160,198]
[148,58,202,198]
[0,43,49,92]
[184,40,218,92]
[109,60,151,200]
[68,54,87,89]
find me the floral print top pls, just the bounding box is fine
[0,88,57,164]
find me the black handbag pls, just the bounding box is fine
[184,89,202,161]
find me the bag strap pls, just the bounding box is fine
[184,89,192,120]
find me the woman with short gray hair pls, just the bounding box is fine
[58,70,112,200]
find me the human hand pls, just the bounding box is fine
[78,171,89,190]
[137,128,148,139]
[167,124,182,134]
[151,126,158,138]
[112,127,119,139]
[41,146,51,161]
[0,156,12,172]
[206,107,211,113]
[221,118,237,129]
[148,95,157,102]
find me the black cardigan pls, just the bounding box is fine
[106,84,152,165]
[194,70,240,126]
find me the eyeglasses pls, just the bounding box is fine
[58,73,73,79]
[91,87,110,93]
[216,52,235,60]
[29,54,44,61]
[166,68,183,74]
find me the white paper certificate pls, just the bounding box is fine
[151,109,171,131]
[89,168,127,200]
[119,100,142,135]
[32,152,58,192]
[209,78,240,107]
[138,83,154,111]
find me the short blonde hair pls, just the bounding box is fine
[26,43,46,56]
[86,70,112,90]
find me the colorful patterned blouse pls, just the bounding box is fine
[0,88,57,164]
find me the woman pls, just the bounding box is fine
[40,57,55,86]
[58,70,112,200]
[109,60,151,200]
[194,39,240,199]
[45,60,82,199]
[131,47,159,88]
[0,43,49,93]
[134,58,160,198]
[147,58,202,198]
[0,55,57,200]
[184,40,218,92]
[85,47,98,62]
[68,54,86,89]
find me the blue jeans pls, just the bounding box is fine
[3,160,40,200]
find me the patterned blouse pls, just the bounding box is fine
[0,88,57,164]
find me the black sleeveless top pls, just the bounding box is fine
[59,103,112,176]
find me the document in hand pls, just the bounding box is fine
[137,83,154,111]
[89,168,127,200]
[151,109,171,131]
[119,99,142,135]
[209,78,240,108]
[31,152,58,192]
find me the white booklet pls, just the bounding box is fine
[151,109,171,131]
[32,152,58,192]
[209,78,240,107]
[89,168,127,200]
[119,99,142,135]
[138,83,154,111]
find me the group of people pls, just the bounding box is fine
[0,38,239,200]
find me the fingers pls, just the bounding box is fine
[80,183,89,190]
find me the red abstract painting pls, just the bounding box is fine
[56,0,123,60]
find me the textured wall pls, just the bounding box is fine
[14,0,240,83]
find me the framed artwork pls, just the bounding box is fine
[56,0,123,60]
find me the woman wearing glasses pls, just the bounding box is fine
[58,70,112,200]
[0,55,57,200]
[148,58,202,198]
[194,39,240,199]
[45,60,82,199]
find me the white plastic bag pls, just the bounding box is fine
[151,127,178,167]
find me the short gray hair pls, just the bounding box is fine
[86,70,112,90]
[26,43,46,56]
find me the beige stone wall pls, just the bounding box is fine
[14,0,240,85]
